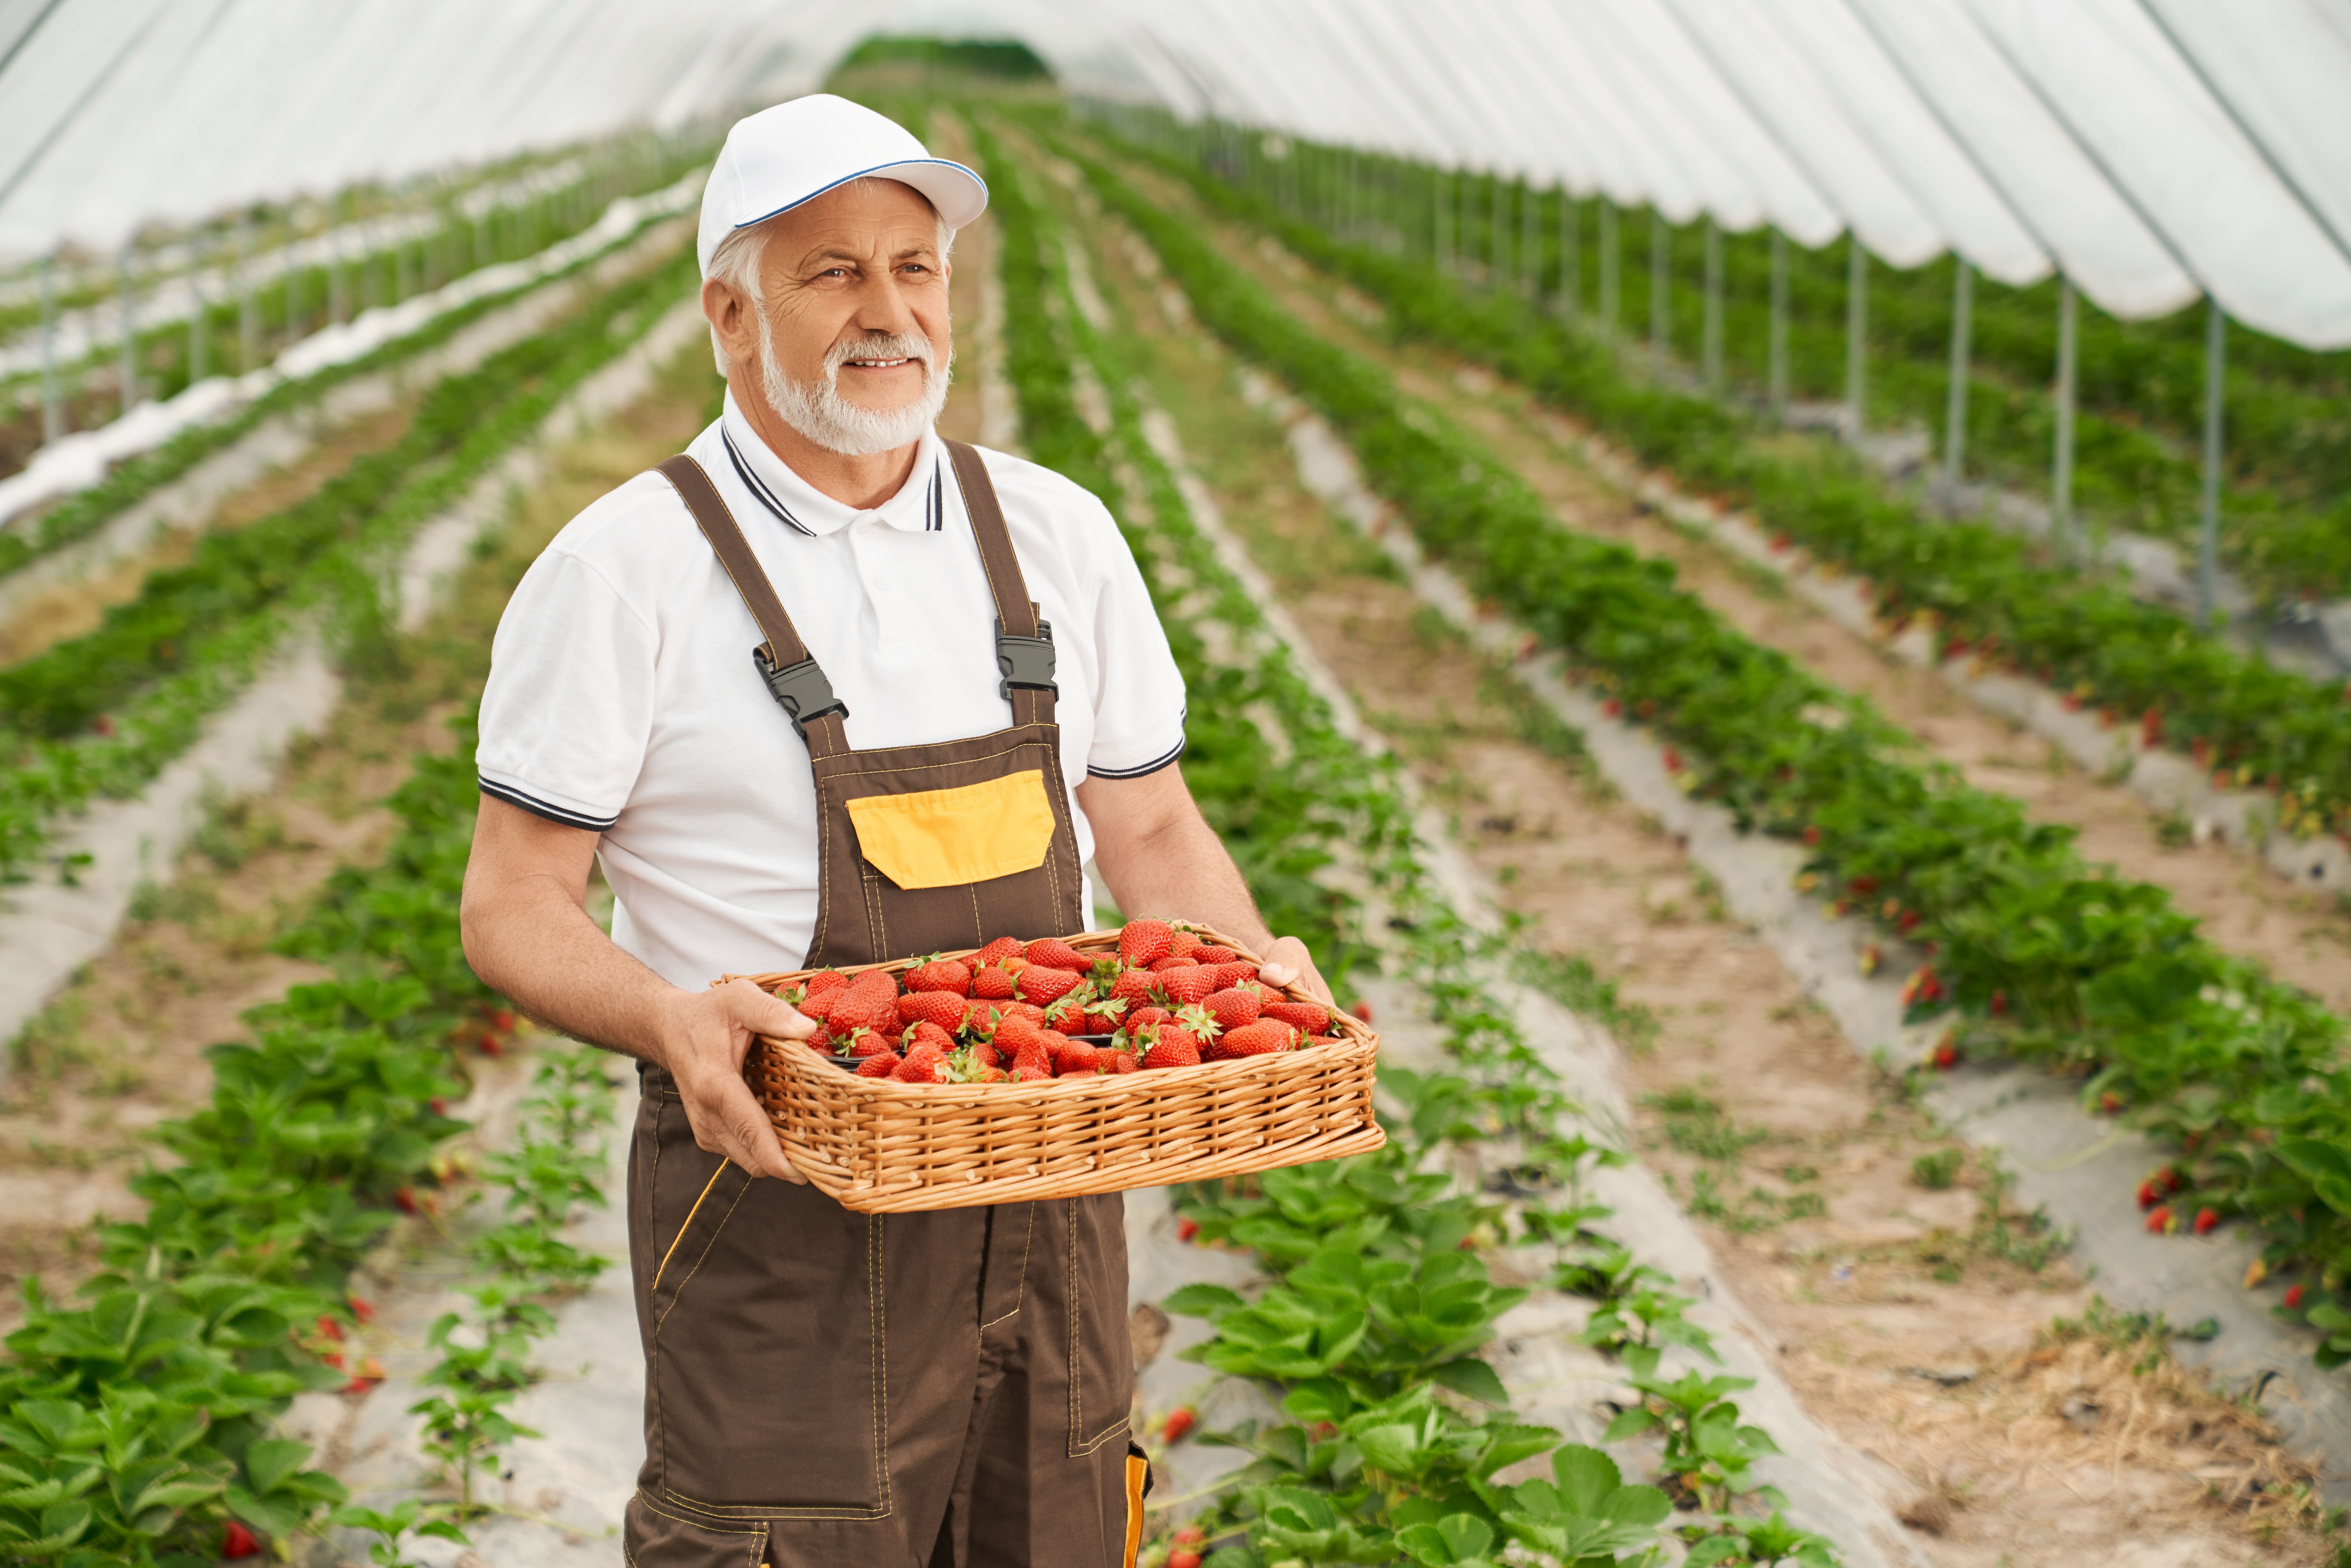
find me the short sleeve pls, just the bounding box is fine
[475,546,658,829]
[1082,502,1189,780]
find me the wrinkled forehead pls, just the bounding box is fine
[766,176,945,252]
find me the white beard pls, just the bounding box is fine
[762,320,952,456]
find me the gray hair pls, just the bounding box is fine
[706,179,955,373]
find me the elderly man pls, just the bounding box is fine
[460,95,1325,1568]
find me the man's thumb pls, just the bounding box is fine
[736,979,816,1039]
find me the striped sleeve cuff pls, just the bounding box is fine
[1087,729,1188,781]
[479,776,620,831]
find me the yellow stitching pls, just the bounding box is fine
[652,1172,752,1336]
[658,1488,889,1523]
[871,1212,891,1514]
[650,1163,727,1296]
[979,1203,1034,1328]
[1069,1204,1084,1453]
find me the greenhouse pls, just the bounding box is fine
[1,4,2349,1566]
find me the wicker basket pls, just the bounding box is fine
[725,927,1384,1213]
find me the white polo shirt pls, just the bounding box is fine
[475,390,1188,988]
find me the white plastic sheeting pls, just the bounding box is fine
[5,0,2351,347]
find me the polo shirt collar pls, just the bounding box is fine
[719,388,944,539]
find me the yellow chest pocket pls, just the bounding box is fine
[845,769,1059,890]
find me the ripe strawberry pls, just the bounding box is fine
[1141,1026,1201,1069]
[995,1015,1047,1054]
[2194,1207,2220,1236]
[2137,1179,2161,1210]
[978,1067,1010,1084]
[1080,997,1128,1035]
[975,936,1026,967]
[804,969,851,1000]
[960,999,1002,1037]
[892,1049,947,1085]
[846,1029,897,1059]
[971,964,1019,1001]
[1930,1042,1959,1070]
[1194,945,1238,964]
[1130,1005,1170,1030]
[904,957,972,995]
[898,990,970,1031]
[1054,1042,1103,1075]
[1011,1063,1054,1083]
[1027,937,1092,971]
[1119,918,1176,967]
[2287,1284,2308,1309]
[1018,965,1085,1009]
[1206,961,1260,990]
[1104,967,1157,1010]
[1169,930,1204,961]
[1262,999,1329,1032]
[829,971,902,1032]
[1303,1034,1337,1049]
[1174,1527,1206,1548]
[393,1188,419,1215]
[1160,967,1221,1008]
[1169,1553,1202,1568]
[1177,1218,1200,1242]
[1151,954,1198,974]
[1107,1052,1139,1075]
[799,989,841,1023]
[1220,1020,1296,1057]
[1011,1038,1053,1078]
[906,1020,956,1055]
[222,1522,260,1560]
[2163,1168,2184,1193]
[1202,988,1260,1034]
[2099,1093,2125,1114]
[1349,999,1373,1024]
[349,1296,375,1324]
[1163,1406,1197,1443]
[2146,1205,2174,1234]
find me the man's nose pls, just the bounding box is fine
[853,270,922,336]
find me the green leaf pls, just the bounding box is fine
[241,1438,314,1498]
[1163,1283,1247,1318]
[1601,1406,1656,1443]
[1427,1357,1509,1405]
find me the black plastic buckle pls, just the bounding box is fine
[996,617,1057,701]
[753,646,849,736]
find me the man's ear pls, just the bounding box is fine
[701,276,756,367]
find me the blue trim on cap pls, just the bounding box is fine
[732,157,990,231]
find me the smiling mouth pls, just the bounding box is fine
[844,357,915,370]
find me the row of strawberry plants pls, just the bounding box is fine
[1123,116,2351,606]
[0,242,696,886]
[1047,128,2351,1369]
[0,681,613,1564]
[978,118,1843,1567]
[0,160,701,586]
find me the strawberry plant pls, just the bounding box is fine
[976,116,1839,1566]
[1052,123,2351,1377]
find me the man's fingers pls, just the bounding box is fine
[725,977,815,1040]
[713,1075,804,1182]
[1262,937,1336,1006]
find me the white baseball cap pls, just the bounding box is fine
[697,94,989,277]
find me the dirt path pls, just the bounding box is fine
[1058,154,2344,1567]
[0,344,716,1326]
[0,402,419,667]
[1110,159,2351,1020]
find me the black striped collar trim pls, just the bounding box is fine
[722,425,947,537]
[479,776,619,832]
[722,427,816,537]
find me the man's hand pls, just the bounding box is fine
[655,979,818,1182]
[1257,935,1334,1007]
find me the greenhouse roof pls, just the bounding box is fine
[5,0,2349,347]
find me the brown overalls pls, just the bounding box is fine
[622,446,1147,1568]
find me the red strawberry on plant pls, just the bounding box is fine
[2137,1179,2161,1211]
[857,1052,902,1078]
[1119,918,1176,967]
[905,957,972,995]
[1220,1020,1296,1057]
[1177,1218,1200,1242]
[1262,999,1330,1033]
[1202,988,1260,1034]
[975,936,1026,967]
[1027,937,1092,971]
[1350,999,1374,1024]
[1930,1041,1959,1070]
[1163,1405,1196,1443]
[393,1188,419,1215]
[2287,1284,2307,1309]
[1017,965,1085,1010]
[2194,1207,2220,1236]
[2146,1205,2175,1234]
[221,1522,260,1560]
[349,1296,375,1324]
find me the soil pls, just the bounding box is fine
[1056,144,2346,1566]
[0,402,419,668]
[0,341,718,1329]
[1167,187,2351,1020]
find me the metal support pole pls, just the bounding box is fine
[187,270,207,386]
[1492,176,1508,290]
[1435,170,1452,274]
[1943,260,1973,502]
[1521,178,1539,298]
[39,254,61,445]
[1769,231,1789,419]
[117,245,138,414]
[1650,211,1669,356]
[1702,217,1723,390]
[237,219,258,373]
[1845,239,1868,439]
[1598,198,1620,334]
[2053,276,2078,549]
[2199,298,2225,625]
[1558,191,1580,324]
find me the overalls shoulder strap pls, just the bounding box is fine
[658,453,852,758]
[943,438,1058,729]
